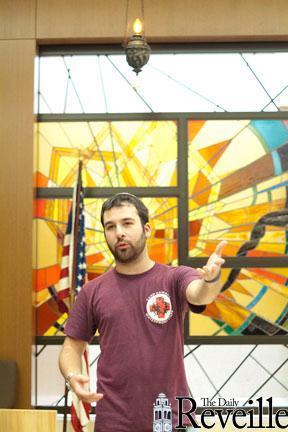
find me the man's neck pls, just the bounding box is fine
[115,254,155,275]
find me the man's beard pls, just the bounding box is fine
[107,230,146,263]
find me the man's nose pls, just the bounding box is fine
[115,225,125,239]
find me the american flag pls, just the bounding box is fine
[56,164,86,313]
[57,161,91,431]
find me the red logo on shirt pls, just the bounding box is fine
[150,296,170,318]
[146,292,173,324]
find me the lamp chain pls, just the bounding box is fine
[123,0,130,47]
[141,0,145,33]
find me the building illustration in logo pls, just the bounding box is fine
[153,393,172,432]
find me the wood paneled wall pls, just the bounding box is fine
[0,0,36,409]
[37,0,288,43]
[0,0,287,409]
[0,39,35,408]
[0,0,36,39]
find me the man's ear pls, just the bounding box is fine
[144,223,152,238]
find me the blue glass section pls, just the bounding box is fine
[246,285,268,310]
[250,120,288,151]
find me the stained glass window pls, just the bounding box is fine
[188,267,288,337]
[36,120,177,188]
[35,118,288,338]
[188,119,288,259]
[35,46,288,412]
[187,119,288,337]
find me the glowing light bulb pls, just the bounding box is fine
[133,18,143,35]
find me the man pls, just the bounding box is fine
[59,193,226,431]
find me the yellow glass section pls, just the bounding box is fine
[36,121,177,187]
[188,119,288,258]
[189,267,288,336]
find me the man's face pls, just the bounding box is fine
[103,203,151,263]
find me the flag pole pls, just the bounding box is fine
[63,385,69,432]
[70,159,91,432]
[63,159,83,432]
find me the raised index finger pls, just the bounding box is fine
[214,240,227,257]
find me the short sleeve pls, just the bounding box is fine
[64,286,96,341]
[176,265,206,314]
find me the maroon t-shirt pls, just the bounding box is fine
[65,263,201,431]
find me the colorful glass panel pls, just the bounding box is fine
[189,267,288,336]
[188,119,288,258]
[35,121,177,188]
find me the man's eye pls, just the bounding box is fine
[124,222,132,226]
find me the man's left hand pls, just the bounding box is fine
[196,240,227,282]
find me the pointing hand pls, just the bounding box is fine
[197,240,227,282]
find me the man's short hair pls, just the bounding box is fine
[101,193,149,227]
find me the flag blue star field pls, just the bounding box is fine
[75,185,87,296]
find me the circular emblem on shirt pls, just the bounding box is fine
[146,292,173,324]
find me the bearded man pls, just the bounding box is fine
[59,193,226,432]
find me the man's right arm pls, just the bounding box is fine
[59,336,103,403]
